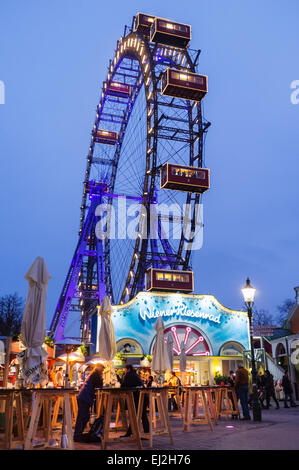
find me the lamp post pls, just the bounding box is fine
[241,278,262,422]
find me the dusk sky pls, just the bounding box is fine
[1,0,299,331]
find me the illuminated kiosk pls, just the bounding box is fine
[91,291,250,385]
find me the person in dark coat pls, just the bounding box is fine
[120,364,149,438]
[74,364,104,441]
[146,375,154,388]
[264,370,279,409]
[282,371,296,408]
[234,363,251,420]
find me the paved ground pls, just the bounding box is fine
[73,401,299,451]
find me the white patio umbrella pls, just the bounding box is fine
[152,317,171,385]
[166,333,174,371]
[19,256,51,386]
[98,296,117,361]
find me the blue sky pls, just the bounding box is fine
[0,0,299,329]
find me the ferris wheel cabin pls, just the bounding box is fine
[145,268,194,293]
[161,163,210,194]
[94,129,118,145]
[107,82,131,98]
[133,13,155,35]
[150,18,191,48]
[161,68,208,102]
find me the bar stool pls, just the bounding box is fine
[24,389,74,450]
[203,387,218,425]
[137,388,173,448]
[215,387,239,420]
[183,387,213,432]
[168,386,183,418]
[52,391,78,428]
[96,390,128,432]
[100,389,141,450]
[0,390,25,449]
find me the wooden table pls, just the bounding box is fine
[99,388,142,450]
[182,386,215,432]
[24,388,75,450]
[0,389,24,449]
[137,387,173,448]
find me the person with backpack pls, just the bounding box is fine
[74,364,104,442]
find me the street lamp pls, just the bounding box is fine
[241,278,262,422]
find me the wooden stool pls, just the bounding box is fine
[100,389,141,450]
[96,390,127,432]
[168,386,183,418]
[215,387,239,420]
[24,389,74,450]
[203,387,218,425]
[183,387,213,432]
[0,390,24,449]
[137,388,173,448]
[52,391,78,428]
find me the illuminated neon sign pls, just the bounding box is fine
[139,305,221,324]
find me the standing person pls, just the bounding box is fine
[227,370,238,418]
[264,370,279,409]
[74,364,104,442]
[55,367,64,387]
[282,371,297,408]
[234,363,251,420]
[168,371,181,411]
[146,375,154,388]
[257,373,266,409]
[120,364,149,438]
[48,366,57,387]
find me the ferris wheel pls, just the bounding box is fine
[50,13,210,342]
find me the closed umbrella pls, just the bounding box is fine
[19,256,51,386]
[180,341,187,385]
[98,296,117,361]
[166,333,174,371]
[152,317,171,385]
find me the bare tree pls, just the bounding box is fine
[277,298,295,327]
[0,293,24,336]
[252,308,275,326]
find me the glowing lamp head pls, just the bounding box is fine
[241,278,256,306]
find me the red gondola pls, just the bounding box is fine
[107,82,131,98]
[160,163,210,194]
[150,18,191,48]
[134,13,155,35]
[161,68,208,102]
[145,268,194,293]
[94,129,118,145]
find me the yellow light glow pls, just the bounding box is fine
[166,23,174,29]
[180,74,188,81]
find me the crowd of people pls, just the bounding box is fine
[228,364,297,420]
[73,365,182,442]
[48,360,297,443]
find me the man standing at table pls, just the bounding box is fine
[120,364,149,438]
[234,363,251,420]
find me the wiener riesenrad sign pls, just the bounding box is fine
[100,292,250,357]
